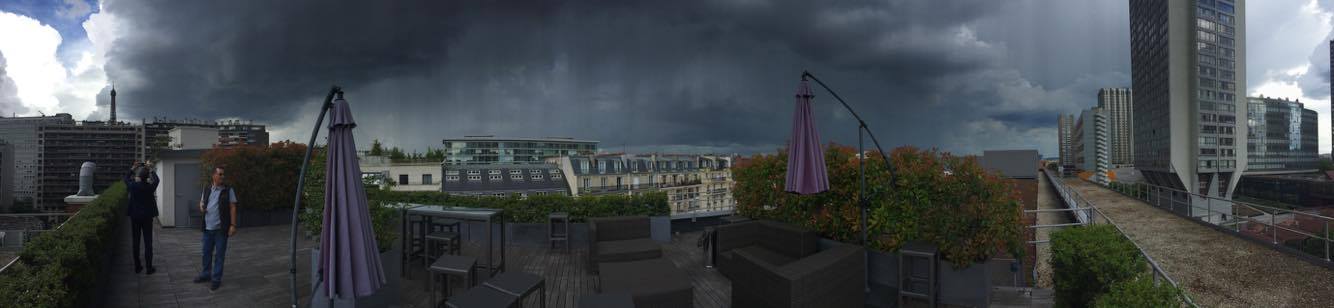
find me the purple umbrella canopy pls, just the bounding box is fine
[318,96,386,298]
[785,78,830,195]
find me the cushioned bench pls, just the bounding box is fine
[587,216,662,273]
[598,258,693,308]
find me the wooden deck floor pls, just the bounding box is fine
[102,221,729,308]
[399,230,731,308]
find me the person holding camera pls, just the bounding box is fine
[124,161,160,275]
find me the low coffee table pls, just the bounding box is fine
[598,258,693,308]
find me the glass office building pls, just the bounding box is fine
[1246,97,1318,172]
[442,136,598,165]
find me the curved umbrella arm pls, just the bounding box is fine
[289,86,341,308]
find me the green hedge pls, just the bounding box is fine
[300,188,669,249]
[0,183,128,308]
[1051,224,1147,308]
[1093,275,1183,307]
[365,189,669,223]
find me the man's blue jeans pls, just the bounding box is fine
[199,229,228,283]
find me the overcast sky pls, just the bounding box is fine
[1,0,1333,157]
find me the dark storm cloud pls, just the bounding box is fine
[102,0,1078,155]
[0,52,30,116]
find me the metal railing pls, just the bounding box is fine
[0,212,81,274]
[1037,169,1198,307]
[1101,178,1333,265]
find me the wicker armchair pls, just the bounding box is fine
[587,216,662,273]
[716,220,866,308]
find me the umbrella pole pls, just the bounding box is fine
[289,86,342,308]
[803,71,895,293]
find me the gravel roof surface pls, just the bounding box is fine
[1065,179,1334,308]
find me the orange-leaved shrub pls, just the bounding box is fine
[732,144,1024,267]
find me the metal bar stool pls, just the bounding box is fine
[482,272,545,308]
[548,212,569,251]
[426,230,463,281]
[430,255,478,308]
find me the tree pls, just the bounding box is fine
[387,147,407,160]
[369,139,384,156]
[199,141,308,211]
[732,144,1025,267]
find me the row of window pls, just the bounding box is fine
[1200,125,1234,135]
[1197,159,1237,169]
[1197,65,1234,80]
[1198,136,1235,146]
[1198,148,1235,157]
[1196,17,1234,35]
[1197,5,1235,24]
[447,174,562,182]
[399,174,433,185]
[449,169,557,176]
[1198,55,1235,69]
[1200,113,1236,124]
[1198,78,1235,91]
[1199,89,1235,102]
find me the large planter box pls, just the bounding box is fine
[309,241,402,308]
[649,216,671,243]
[238,207,294,227]
[841,239,993,308]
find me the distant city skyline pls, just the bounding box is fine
[1,1,1334,157]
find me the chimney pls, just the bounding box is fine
[109,86,117,123]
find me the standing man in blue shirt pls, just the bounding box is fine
[194,165,238,291]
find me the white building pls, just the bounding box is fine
[359,155,443,192]
[1074,108,1110,185]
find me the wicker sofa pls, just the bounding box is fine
[587,216,662,273]
[716,220,866,308]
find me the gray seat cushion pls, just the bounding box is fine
[735,246,796,268]
[594,238,662,263]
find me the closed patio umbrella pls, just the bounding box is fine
[785,77,830,195]
[318,94,386,299]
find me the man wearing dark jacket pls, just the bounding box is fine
[124,161,160,275]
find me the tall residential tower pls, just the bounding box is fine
[1097,88,1133,167]
[1130,0,1245,215]
[1057,114,1076,176]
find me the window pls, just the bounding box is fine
[509,170,521,175]
[580,161,589,173]
[583,178,590,188]
[467,170,481,175]
[548,169,559,174]
[445,170,459,176]
[490,175,502,181]
[601,178,607,186]
[423,174,433,185]
[399,174,409,185]
[511,174,524,180]
[468,175,481,181]
[530,169,540,174]
[446,175,460,181]
[531,175,542,180]
[598,161,606,173]
[489,169,501,175]
[553,173,562,179]
[1217,2,1233,14]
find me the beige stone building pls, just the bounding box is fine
[547,153,736,217]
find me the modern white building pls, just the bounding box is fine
[359,155,445,192]
[1074,108,1110,185]
[1098,88,1134,167]
[169,126,219,150]
[1131,0,1245,220]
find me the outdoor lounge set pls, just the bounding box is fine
[402,209,866,308]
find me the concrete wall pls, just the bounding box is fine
[168,126,219,150]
